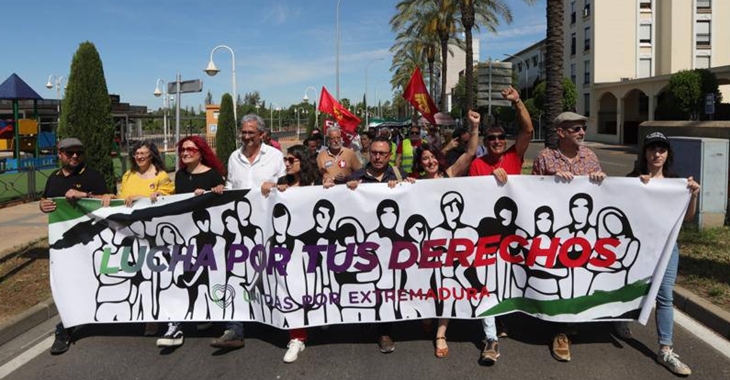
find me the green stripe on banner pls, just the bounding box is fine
[479,278,651,317]
[49,198,125,224]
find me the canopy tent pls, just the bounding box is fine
[418,112,456,126]
[0,73,44,158]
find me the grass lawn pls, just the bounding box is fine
[677,226,730,312]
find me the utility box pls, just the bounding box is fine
[668,136,729,228]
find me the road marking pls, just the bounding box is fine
[675,308,730,360]
[0,336,52,379]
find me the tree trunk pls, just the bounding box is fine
[440,33,449,112]
[545,0,564,148]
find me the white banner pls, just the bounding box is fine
[48,176,689,328]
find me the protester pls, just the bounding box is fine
[355,130,375,166]
[395,124,423,174]
[273,144,334,362]
[39,137,113,355]
[346,136,414,353]
[156,136,225,348]
[262,128,282,151]
[316,125,361,184]
[443,126,487,168]
[425,124,443,151]
[377,127,397,167]
[411,111,480,359]
[118,140,175,207]
[304,137,319,155]
[531,111,606,362]
[625,132,699,376]
[214,114,286,350]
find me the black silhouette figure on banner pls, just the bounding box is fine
[335,217,375,322]
[430,192,479,316]
[477,196,529,300]
[588,207,640,295]
[231,199,266,321]
[555,193,598,298]
[178,209,218,320]
[401,214,433,319]
[267,203,301,327]
[150,222,183,320]
[524,206,568,300]
[367,199,404,320]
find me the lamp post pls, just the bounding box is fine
[303,86,319,130]
[336,0,343,99]
[375,82,389,118]
[365,58,384,128]
[504,53,529,99]
[270,103,281,132]
[45,75,65,127]
[204,45,237,122]
[153,78,169,151]
[296,107,308,140]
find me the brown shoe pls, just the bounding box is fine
[552,333,571,362]
[378,335,395,353]
[479,339,500,365]
[434,336,449,358]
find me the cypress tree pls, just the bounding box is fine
[58,41,115,191]
[216,93,237,168]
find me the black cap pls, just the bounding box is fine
[643,131,669,147]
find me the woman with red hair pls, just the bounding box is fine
[155,135,225,349]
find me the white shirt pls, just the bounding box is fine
[225,143,286,190]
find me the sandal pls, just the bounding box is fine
[435,336,449,358]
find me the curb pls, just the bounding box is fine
[0,288,728,349]
[673,285,730,340]
[0,297,57,347]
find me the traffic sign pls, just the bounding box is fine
[705,93,715,115]
[168,80,203,94]
[477,61,513,108]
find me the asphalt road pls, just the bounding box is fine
[2,311,730,380]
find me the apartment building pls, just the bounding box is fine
[507,0,730,144]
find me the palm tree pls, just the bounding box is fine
[392,0,460,112]
[460,0,535,110]
[545,0,564,148]
[391,31,440,96]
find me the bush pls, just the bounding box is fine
[216,93,237,169]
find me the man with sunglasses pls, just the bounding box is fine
[40,137,113,355]
[531,112,605,183]
[531,111,605,363]
[469,86,533,184]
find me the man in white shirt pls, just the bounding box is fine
[212,114,285,350]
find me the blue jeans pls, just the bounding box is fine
[482,317,498,341]
[226,322,244,338]
[656,243,679,347]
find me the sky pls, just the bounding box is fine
[4,0,546,112]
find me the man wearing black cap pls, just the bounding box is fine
[40,137,113,354]
[530,112,606,363]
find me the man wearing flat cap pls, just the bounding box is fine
[39,137,113,355]
[530,112,605,363]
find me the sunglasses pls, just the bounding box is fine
[563,125,587,133]
[283,157,300,164]
[179,147,199,154]
[62,150,84,157]
[486,134,506,141]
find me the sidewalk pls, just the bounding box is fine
[0,199,728,347]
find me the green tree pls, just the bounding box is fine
[216,93,237,168]
[533,78,576,114]
[545,0,564,148]
[58,41,115,190]
[667,70,703,120]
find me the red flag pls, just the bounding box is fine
[318,87,361,137]
[403,67,438,125]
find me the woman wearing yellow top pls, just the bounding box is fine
[118,140,175,206]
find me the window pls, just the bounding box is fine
[696,20,711,47]
[584,60,591,84]
[696,55,711,69]
[571,33,576,55]
[639,0,651,10]
[697,0,711,10]
[571,63,576,84]
[639,58,652,78]
[639,24,652,44]
[584,93,590,117]
[571,1,576,24]
[526,59,530,69]
[532,55,538,67]
[584,0,591,17]
[584,26,591,51]
[517,63,522,72]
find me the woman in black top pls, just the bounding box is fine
[174,135,225,194]
[156,136,225,349]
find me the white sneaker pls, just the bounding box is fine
[283,339,306,363]
[157,323,184,347]
[657,348,692,376]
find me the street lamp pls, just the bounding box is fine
[270,103,281,132]
[336,0,344,100]
[375,82,389,118]
[205,45,237,122]
[504,53,529,99]
[153,79,169,151]
[365,57,384,128]
[303,86,319,130]
[45,74,65,127]
[296,107,308,140]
